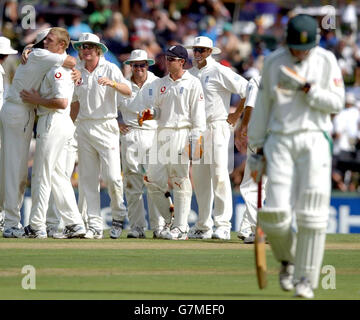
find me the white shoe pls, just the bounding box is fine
[188,228,212,239]
[279,261,295,291]
[46,225,59,238]
[212,228,231,240]
[53,224,86,239]
[162,227,188,240]
[110,219,123,239]
[127,226,146,239]
[24,225,47,239]
[0,216,4,232]
[243,233,255,244]
[3,226,25,238]
[295,277,314,299]
[84,227,103,239]
[159,225,171,239]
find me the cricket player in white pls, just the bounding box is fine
[20,28,86,239]
[235,76,267,243]
[119,49,165,238]
[0,37,18,233]
[248,15,344,298]
[0,29,77,238]
[186,36,248,240]
[139,45,206,240]
[71,33,131,239]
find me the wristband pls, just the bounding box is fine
[112,81,117,88]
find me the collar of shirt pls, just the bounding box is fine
[0,64,5,75]
[166,69,191,82]
[194,55,216,71]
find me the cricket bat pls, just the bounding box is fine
[255,177,267,289]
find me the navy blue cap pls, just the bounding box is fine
[166,45,188,60]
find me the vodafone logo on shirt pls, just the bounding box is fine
[160,86,166,94]
[54,72,62,79]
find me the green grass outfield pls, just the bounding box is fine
[0,232,359,300]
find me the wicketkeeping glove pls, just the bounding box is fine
[186,130,203,161]
[278,65,306,91]
[137,108,156,126]
[248,154,266,182]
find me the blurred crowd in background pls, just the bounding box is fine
[1,0,360,193]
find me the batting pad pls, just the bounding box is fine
[172,177,192,232]
[258,208,296,263]
[294,211,328,289]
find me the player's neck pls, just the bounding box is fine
[132,74,147,88]
[170,69,185,81]
[85,57,100,73]
[197,60,207,69]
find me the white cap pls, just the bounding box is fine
[34,28,51,45]
[185,36,221,54]
[124,49,155,66]
[0,37,18,55]
[71,33,108,54]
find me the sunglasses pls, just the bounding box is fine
[166,56,182,62]
[131,63,147,68]
[81,43,97,50]
[193,47,207,53]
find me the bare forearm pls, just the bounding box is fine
[36,97,68,109]
[70,101,80,122]
[112,81,131,97]
[62,56,76,69]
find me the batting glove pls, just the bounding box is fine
[278,65,306,91]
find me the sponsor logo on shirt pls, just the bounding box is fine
[199,93,204,100]
[54,72,62,79]
[160,86,166,94]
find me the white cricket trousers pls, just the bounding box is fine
[76,118,127,231]
[0,101,35,229]
[29,113,84,232]
[121,128,165,231]
[238,147,267,236]
[146,128,192,232]
[192,120,233,232]
[261,131,331,288]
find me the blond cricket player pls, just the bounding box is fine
[185,36,248,240]
[248,14,345,298]
[20,28,86,239]
[0,29,77,238]
[118,49,165,238]
[0,37,18,233]
[139,45,206,240]
[71,33,131,239]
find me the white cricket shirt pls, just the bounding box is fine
[189,56,248,123]
[0,64,5,109]
[118,70,158,129]
[73,56,129,120]
[249,46,345,149]
[5,49,66,107]
[151,70,206,132]
[244,75,261,108]
[37,53,74,116]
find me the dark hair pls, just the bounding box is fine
[0,54,8,60]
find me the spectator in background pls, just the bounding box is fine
[67,14,93,40]
[88,0,112,33]
[216,22,241,64]
[152,8,177,50]
[104,12,129,47]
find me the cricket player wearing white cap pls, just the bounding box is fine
[119,49,165,238]
[71,33,131,239]
[248,14,345,298]
[185,36,248,240]
[20,27,86,239]
[0,36,18,233]
[234,75,267,244]
[0,29,77,238]
[139,45,206,240]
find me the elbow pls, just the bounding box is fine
[57,99,68,109]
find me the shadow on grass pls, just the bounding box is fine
[37,289,285,299]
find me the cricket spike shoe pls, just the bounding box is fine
[295,277,314,299]
[279,261,295,291]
